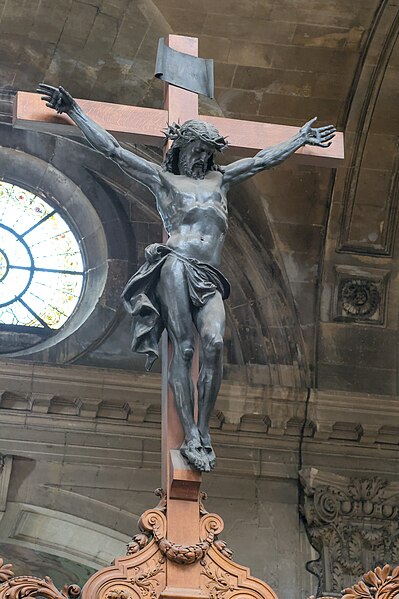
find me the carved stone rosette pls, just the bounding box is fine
[300,468,399,596]
[80,491,277,599]
[340,279,380,318]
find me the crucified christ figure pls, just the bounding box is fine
[37,83,335,472]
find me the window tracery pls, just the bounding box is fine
[0,181,84,331]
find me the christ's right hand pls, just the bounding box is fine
[36,82,162,196]
[36,84,76,115]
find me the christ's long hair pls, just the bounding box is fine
[162,120,228,175]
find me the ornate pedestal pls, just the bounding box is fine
[81,486,277,599]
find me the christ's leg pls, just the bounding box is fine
[156,256,208,471]
[194,291,225,470]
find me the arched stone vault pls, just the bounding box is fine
[318,2,399,396]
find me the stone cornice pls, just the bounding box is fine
[1,359,399,477]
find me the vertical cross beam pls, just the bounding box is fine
[161,34,200,494]
[160,35,206,599]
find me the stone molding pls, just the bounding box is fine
[1,360,399,478]
[0,456,12,516]
[300,468,399,596]
[1,360,399,443]
[0,503,129,569]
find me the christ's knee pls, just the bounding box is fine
[202,332,224,362]
[179,339,195,364]
[169,339,194,389]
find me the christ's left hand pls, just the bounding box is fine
[300,117,336,148]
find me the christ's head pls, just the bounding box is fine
[162,120,228,179]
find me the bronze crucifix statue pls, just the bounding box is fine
[36,83,335,473]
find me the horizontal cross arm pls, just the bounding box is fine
[207,115,344,168]
[13,91,167,146]
[14,91,344,167]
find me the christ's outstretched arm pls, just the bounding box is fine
[222,117,336,188]
[36,84,162,195]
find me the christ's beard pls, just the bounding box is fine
[191,162,206,179]
[179,156,206,179]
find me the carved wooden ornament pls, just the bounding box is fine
[79,495,277,599]
[318,564,399,599]
[0,558,81,599]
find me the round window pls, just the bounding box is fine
[0,181,84,333]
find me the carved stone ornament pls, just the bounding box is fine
[0,558,81,599]
[340,279,380,318]
[300,468,399,596]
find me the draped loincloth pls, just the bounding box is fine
[121,243,230,371]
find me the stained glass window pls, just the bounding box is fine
[0,181,84,331]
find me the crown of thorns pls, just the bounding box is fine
[163,120,228,152]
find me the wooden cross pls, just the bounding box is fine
[13,34,344,598]
[14,39,343,168]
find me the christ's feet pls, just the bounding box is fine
[200,432,216,470]
[180,439,210,472]
[202,444,216,470]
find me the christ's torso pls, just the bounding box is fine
[156,170,228,267]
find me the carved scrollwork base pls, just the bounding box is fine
[80,488,279,599]
[0,489,278,599]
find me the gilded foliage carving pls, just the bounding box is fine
[342,564,399,599]
[317,564,399,599]
[0,559,14,583]
[0,563,81,599]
